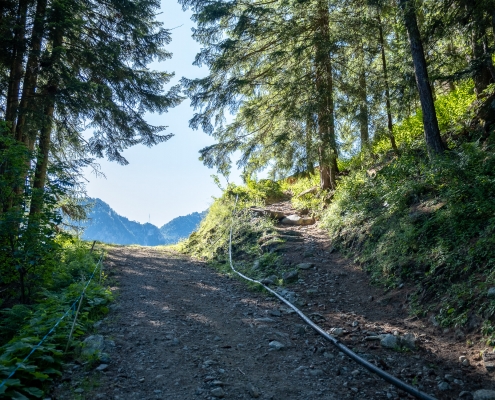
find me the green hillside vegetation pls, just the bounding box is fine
[180,83,495,343]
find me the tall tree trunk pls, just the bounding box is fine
[377,12,398,153]
[29,4,64,218]
[358,42,369,149]
[315,0,338,190]
[15,0,47,145]
[5,0,29,134]
[305,116,315,175]
[398,0,444,157]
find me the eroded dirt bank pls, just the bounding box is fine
[54,228,494,400]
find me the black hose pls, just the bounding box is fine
[228,197,437,400]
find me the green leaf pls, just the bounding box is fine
[23,387,44,397]
[10,390,30,400]
[41,367,62,376]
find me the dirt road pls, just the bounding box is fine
[54,213,495,400]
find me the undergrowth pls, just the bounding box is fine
[177,181,294,284]
[0,238,112,399]
[182,80,495,344]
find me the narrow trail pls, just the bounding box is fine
[55,202,494,400]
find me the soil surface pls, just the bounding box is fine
[54,202,495,400]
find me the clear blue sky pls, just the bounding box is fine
[83,0,242,227]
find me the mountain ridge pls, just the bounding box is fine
[77,198,205,246]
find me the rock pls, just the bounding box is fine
[462,358,470,367]
[444,374,454,382]
[459,391,474,400]
[455,330,466,340]
[280,214,315,226]
[296,186,318,197]
[483,351,495,371]
[250,208,286,220]
[99,353,110,363]
[297,262,314,270]
[211,387,225,398]
[270,309,281,317]
[95,364,108,372]
[438,381,451,391]
[246,383,260,398]
[282,270,298,283]
[429,315,439,327]
[260,275,278,285]
[488,287,495,298]
[269,340,285,350]
[81,335,105,358]
[399,333,416,349]
[459,355,467,363]
[330,328,344,337]
[380,334,398,349]
[474,389,495,400]
[351,321,359,327]
[309,369,324,376]
[211,380,224,386]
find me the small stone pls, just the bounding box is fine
[455,330,466,340]
[211,387,225,398]
[459,391,474,400]
[380,334,398,349]
[351,321,359,327]
[474,389,495,400]
[309,368,324,376]
[260,275,277,285]
[270,309,281,317]
[269,340,285,350]
[330,328,344,337]
[487,287,495,298]
[74,388,84,394]
[211,380,224,386]
[483,351,495,371]
[282,270,298,283]
[246,383,260,398]
[323,352,335,359]
[297,263,314,270]
[462,358,470,367]
[438,381,451,391]
[444,374,454,382]
[81,335,105,357]
[139,378,145,383]
[459,355,467,363]
[400,333,416,349]
[153,390,162,394]
[95,364,108,371]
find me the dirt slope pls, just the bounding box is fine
[53,204,495,400]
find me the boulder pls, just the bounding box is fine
[280,214,315,226]
[282,270,298,283]
[81,335,105,358]
[474,390,495,400]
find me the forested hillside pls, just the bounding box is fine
[159,210,207,244]
[179,0,495,345]
[0,1,181,397]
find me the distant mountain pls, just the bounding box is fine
[76,198,205,246]
[159,211,207,244]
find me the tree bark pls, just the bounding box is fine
[29,7,64,217]
[15,0,48,145]
[305,116,315,175]
[5,0,29,134]
[377,12,398,153]
[398,0,444,157]
[315,0,338,190]
[358,42,369,149]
